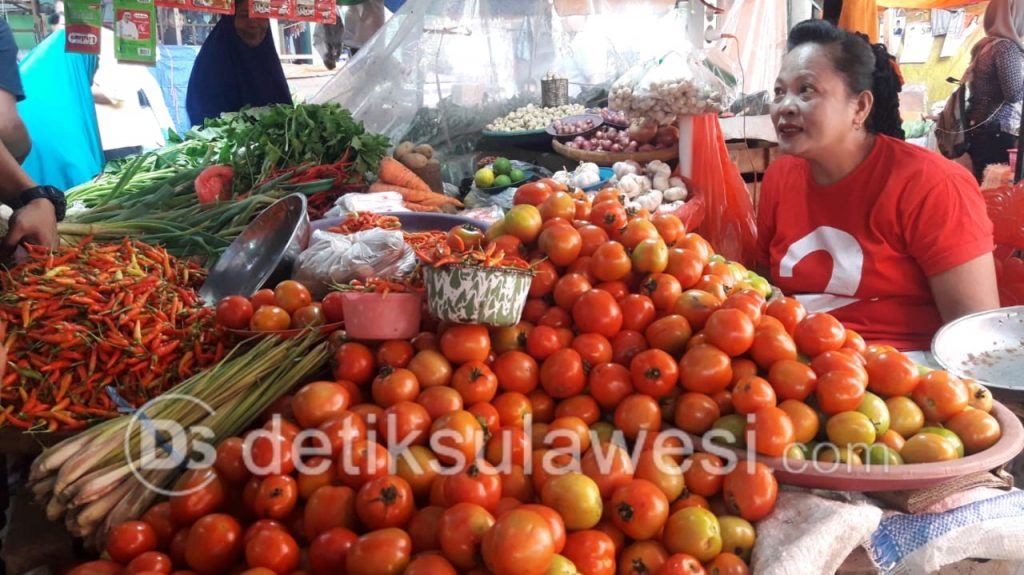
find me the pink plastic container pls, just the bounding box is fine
[340,292,422,340]
[1009,148,1018,168]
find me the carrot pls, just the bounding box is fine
[377,157,431,193]
[402,202,442,213]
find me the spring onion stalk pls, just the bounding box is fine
[29,334,329,548]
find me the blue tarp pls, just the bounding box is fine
[150,45,200,135]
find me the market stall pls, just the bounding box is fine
[2,1,1024,574]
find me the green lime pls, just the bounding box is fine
[863,443,903,466]
[509,168,526,182]
[920,426,965,457]
[493,174,512,188]
[474,167,495,188]
[493,157,512,176]
[710,414,747,448]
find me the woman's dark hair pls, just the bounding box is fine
[787,19,905,139]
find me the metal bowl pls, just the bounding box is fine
[199,194,311,305]
[932,305,1024,401]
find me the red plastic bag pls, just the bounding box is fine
[686,114,757,265]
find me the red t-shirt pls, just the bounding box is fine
[757,135,994,351]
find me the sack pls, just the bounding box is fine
[936,81,969,159]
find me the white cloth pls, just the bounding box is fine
[94,28,173,151]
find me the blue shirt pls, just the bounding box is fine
[0,20,25,101]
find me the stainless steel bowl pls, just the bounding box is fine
[199,194,310,305]
[932,305,1024,400]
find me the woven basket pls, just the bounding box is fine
[424,265,533,327]
[541,78,569,108]
[552,139,677,167]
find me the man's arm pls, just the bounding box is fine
[0,89,29,162]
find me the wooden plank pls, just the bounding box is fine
[728,143,769,174]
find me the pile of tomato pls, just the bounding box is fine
[68,177,1002,575]
[215,281,346,333]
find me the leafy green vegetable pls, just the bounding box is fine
[198,103,391,191]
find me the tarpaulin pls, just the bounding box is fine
[149,44,199,135]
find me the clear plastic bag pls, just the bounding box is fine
[324,191,408,218]
[292,229,417,299]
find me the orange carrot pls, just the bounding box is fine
[378,157,431,193]
[419,196,464,208]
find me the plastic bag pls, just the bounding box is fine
[324,191,408,218]
[611,50,738,126]
[688,114,757,265]
[292,229,417,299]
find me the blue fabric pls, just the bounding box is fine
[0,20,24,101]
[17,30,103,190]
[185,16,291,127]
[383,0,405,12]
[869,490,1024,574]
[150,45,200,136]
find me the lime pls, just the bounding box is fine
[493,174,512,188]
[474,167,495,188]
[509,168,526,182]
[493,157,512,176]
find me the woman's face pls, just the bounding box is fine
[234,3,269,48]
[770,43,870,160]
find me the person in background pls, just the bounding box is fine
[93,28,174,161]
[11,24,90,212]
[966,0,1024,181]
[185,2,291,126]
[313,7,344,70]
[758,19,998,359]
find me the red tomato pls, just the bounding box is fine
[731,375,778,415]
[768,359,818,402]
[444,461,503,512]
[644,314,693,357]
[610,479,670,540]
[439,502,496,570]
[641,273,682,312]
[273,280,312,314]
[169,468,225,526]
[245,528,300,575]
[308,528,358,575]
[481,509,556,575]
[590,242,632,282]
[589,362,634,409]
[249,289,276,310]
[722,462,778,521]
[291,303,325,329]
[125,551,172,574]
[703,309,755,357]
[250,305,291,332]
[291,381,350,429]
[553,273,593,311]
[251,474,298,520]
[440,324,491,364]
[632,239,670,274]
[376,339,415,368]
[620,294,657,332]
[185,514,243,575]
[304,486,358,541]
[793,313,846,357]
[578,224,610,256]
[321,291,346,323]
[562,530,616,575]
[538,225,583,266]
[591,200,628,235]
[540,348,587,399]
[630,349,680,398]
[514,182,553,206]
[613,394,662,441]
[107,521,158,564]
[745,406,795,457]
[673,289,722,331]
[572,289,623,338]
[867,351,922,397]
[611,330,649,366]
[332,342,376,385]
[816,370,867,415]
[765,296,806,334]
[215,296,253,330]
[141,502,176,550]
[355,475,415,529]
[678,345,733,394]
[345,528,412,575]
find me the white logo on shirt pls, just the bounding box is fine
[779,226,864,313]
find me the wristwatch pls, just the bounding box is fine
[15,185,66,222]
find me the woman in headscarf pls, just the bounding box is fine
[965,0,1024,181]
[17,29,103,191]
[185,1,291,126]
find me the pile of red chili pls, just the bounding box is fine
[0,238,226,431]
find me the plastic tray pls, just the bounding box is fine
[581,167,615,192]
[685,401,1024,492]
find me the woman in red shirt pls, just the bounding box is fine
[757,19,999,352]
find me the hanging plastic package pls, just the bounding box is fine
[65,0,103,54]
[113,0,157,65]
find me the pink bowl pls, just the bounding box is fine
[686,401,1024,492]
[340,292,422,340]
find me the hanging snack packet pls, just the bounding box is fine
[65,0,102,54]
[113,0,157,65]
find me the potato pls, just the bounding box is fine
[427,158,440,167]
[403,153,429,169]
[413,144,434,160]
[394,141,415,159]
